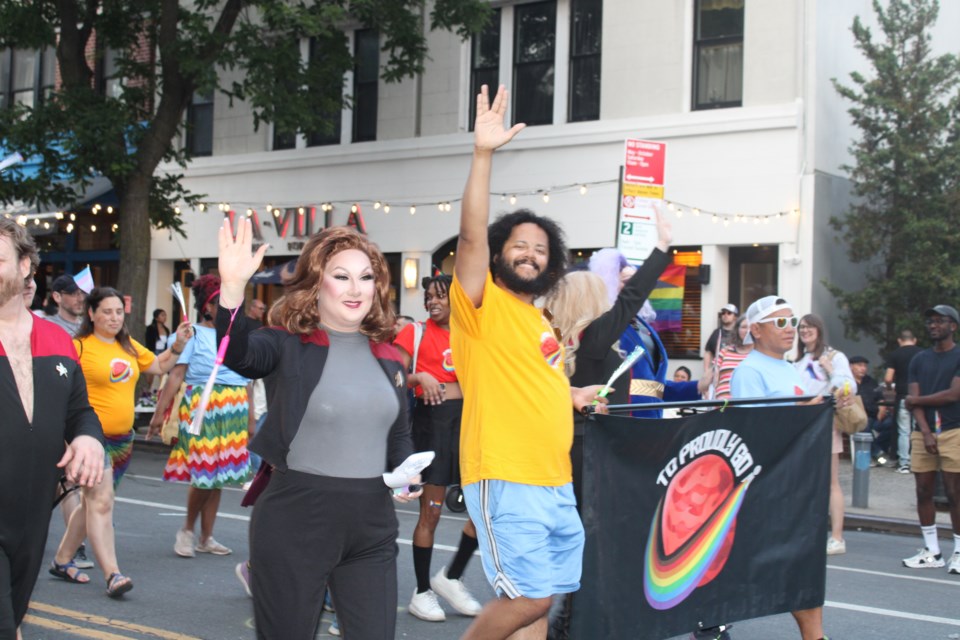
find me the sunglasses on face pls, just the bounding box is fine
[755,316,799,329]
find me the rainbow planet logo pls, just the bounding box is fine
[441,348,455,373]
[109,358,133,384]
[644,454,758,610]
[539,332,562,368]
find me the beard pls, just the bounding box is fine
[0,273,23,308]
[492,254,558,297]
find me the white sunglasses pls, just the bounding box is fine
[755,316,799,329]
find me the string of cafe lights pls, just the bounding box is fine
[4,179,799,232]
[661,200,801,226]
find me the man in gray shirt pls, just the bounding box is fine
[47,274,86,337]
[46,273,91,570]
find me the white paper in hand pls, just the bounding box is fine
[383,451,435,489]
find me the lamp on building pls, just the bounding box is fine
[403,258,419,289]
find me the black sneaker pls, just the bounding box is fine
[73,543,94,569]
[691,624,732,639]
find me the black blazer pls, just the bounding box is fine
[216,305,413,473]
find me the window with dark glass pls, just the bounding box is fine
[1,47,56,110]
[352,29,379,143]
[12,49,37,109]
[40,46,56,101]
[186,89,213,156]
[97,48,123,99]
[0,51,7,109]
[307,36,344,147]
[569,0,601,122]
[513,1,556,126]
[469,8,501,129]
[693,0,744,110]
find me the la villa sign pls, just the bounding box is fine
[225,205,367,251]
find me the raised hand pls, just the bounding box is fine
[654,203,673,251]
[474,84,526,152]
[219,218,268,306]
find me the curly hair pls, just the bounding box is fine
[421,273,452,308]
[487,209,567,289]
[268,226,395,342]
[76,287,138,357]
[543,271,612,377]
[191,274,221,320]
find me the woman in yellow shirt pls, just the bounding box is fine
[49,287,190,597]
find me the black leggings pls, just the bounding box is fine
[250,470,399,640]
[0,500,51,639]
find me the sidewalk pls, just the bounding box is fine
[839,458,953,538]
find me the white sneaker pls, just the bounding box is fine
[430,567,482,616]
[826,537,846,556]
[409,588,446,622]
[902,548,945,569]
[949,551,960,575]
[196,536,233,555]
[174,529,196,558]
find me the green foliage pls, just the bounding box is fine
[0,0,491,229]
[828,0,960,353]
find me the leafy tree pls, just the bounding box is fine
[0,0,489,336]
[828,0,960,354]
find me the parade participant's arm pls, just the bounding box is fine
[148,363,187,439]
[905,375,960,409]
[395,344,445,406]
[908,380,939,455]
[217,218,282,378]
[572,385,608,415]
[883,366,895,388]
[820,350,858,394]
[61,361,105,487]
[58,435,105,488]
[456,84,525,307]
[576,211,672,359]
[145,321,193,375]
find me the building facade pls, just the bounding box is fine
[127,0,955,370]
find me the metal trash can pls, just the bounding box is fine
[851,432,874,508]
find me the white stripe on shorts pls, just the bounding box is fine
[478,480,522,599]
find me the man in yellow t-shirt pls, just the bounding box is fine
[454,85,602,640]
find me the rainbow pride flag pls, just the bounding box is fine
[649,264,686,332]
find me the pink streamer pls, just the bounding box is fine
[187,305,242,436]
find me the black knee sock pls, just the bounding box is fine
[413,545,433,593]
[446,532,479,581]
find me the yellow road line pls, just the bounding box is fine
[23,614,135,639]
[28,602,203,640]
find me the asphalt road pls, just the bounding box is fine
[21,449,960,640]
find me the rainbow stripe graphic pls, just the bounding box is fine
[643,477,751,610]
[649,264,686,332]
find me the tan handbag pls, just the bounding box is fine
[833,391,868,435]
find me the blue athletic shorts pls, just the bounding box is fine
[464,479,584,599]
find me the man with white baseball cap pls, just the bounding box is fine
[730,295,830,640]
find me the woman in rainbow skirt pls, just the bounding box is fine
[149,274,252,557]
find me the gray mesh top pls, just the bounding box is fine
[286,326,401,477]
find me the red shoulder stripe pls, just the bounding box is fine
[370,341,403,364]
[30,317,79,361]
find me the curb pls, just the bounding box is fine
[845,513,954,539]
